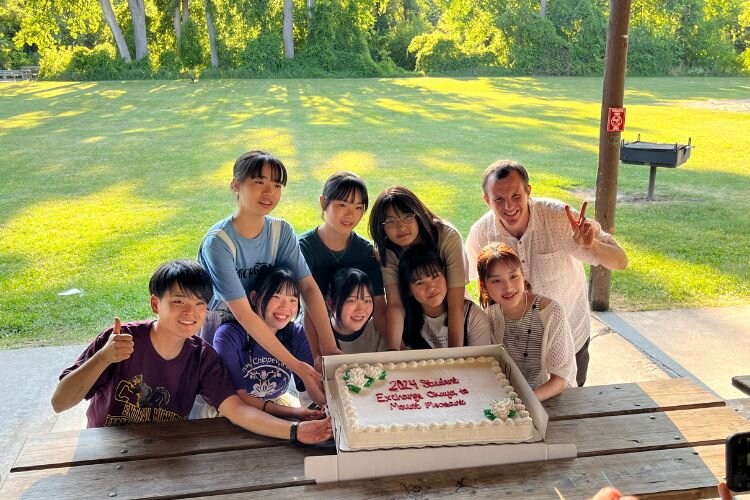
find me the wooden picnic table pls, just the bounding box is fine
[2,378,747,499]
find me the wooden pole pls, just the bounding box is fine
[591,0,632,311]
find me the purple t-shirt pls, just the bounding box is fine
[213,321,313,400]
[60,320,236,428]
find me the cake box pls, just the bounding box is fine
[304,345,576,483]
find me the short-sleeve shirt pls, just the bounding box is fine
[212,321,313,400]
[298,228,384,297]
[60,321,236,428]
[198,216,311,310]
[409,300,491,349]
[381,221,469,289]
[466,198,618,351]
[334,319,386,354]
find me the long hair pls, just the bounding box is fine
[398,246,446,349]
[476,242,529,308]
[250,266,300,320]
[327,268,374,331]
[368,186,440,267]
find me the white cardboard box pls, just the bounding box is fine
[305,345,576,482]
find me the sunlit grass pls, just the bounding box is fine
[0,77,748,348]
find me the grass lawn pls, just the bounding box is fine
[1,77,748,348]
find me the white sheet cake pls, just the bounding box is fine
[334,356,535,449]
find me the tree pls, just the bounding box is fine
[178,16,202,80]
[98,0,131,62]
[205,0,218,67]
[283,0,294,58]
[128,0,149,60]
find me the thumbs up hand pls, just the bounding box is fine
[101,317,134,364]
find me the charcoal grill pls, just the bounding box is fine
[620,135,692,200]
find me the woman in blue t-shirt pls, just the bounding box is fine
[213,266,324,420]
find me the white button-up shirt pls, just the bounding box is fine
[466,197,617,351]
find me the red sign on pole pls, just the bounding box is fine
[607,107,626,132]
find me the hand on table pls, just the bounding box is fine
[565,201,596,249]
[297,416,333,444]
[291,406,326,421]
[101,317,134,364]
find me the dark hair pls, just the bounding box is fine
[250,266,300,320]
[233,150,288,187]
[476,242,530,308]
[149,259,213,303]
[481,159,529,196]
[368,186,440,266]
[327,268,374,330]
[321,172,369,213]
[397,246,446,349]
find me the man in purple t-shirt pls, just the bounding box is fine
[52,260,331,444]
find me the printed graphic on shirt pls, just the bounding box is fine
[236,262,272,280]
[242,356,291,399]
[105,374,182,426]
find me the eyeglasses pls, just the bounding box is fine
[382,213,417,227]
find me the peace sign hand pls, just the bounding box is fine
[101,317,134,365]
[565,201,595,249]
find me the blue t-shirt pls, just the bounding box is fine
[212,321,313,400]
[198,215,311,310]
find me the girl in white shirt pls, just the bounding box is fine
[398,246,490,350]
[327,268,386,354]
[477,242,577,401]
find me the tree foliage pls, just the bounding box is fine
[3,0,747,77]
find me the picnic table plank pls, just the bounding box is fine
[11,417,283,472]
[192,446,724,500]
[2,446,331,499]
[732,376,750,396]
[543,379,724,420]
[546,406,750,457]
[727,398,750,420]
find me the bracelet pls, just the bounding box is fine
[263,400,271,413]
[289,421,299,444]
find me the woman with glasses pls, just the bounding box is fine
[368,186,469,351]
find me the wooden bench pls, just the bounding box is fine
[0,69,26,81]
[1,378,743,499]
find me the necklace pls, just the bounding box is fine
[318,228,350,264]
[503,292,536,375]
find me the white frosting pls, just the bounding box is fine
[335,356,534,449]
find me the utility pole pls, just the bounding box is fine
[591,0,632,311]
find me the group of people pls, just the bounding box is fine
[52,150,629,447]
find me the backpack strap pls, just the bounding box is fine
[270,218,281,264]
[463,300,472,346]
[200,228,237,262]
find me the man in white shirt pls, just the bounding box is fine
[466,160,628,386]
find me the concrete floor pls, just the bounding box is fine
[1,305,748,493]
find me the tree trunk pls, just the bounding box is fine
[127,0,149,61]
[205,0,219,67]
[306,0,314,25]
[98,0,132,62]
[283,0,294,58]
[182,0,189,23]
[174,5,181,41]
[540,0,547,17]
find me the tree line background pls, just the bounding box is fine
[2,0,749,79]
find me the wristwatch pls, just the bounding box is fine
[289,421,299,444]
